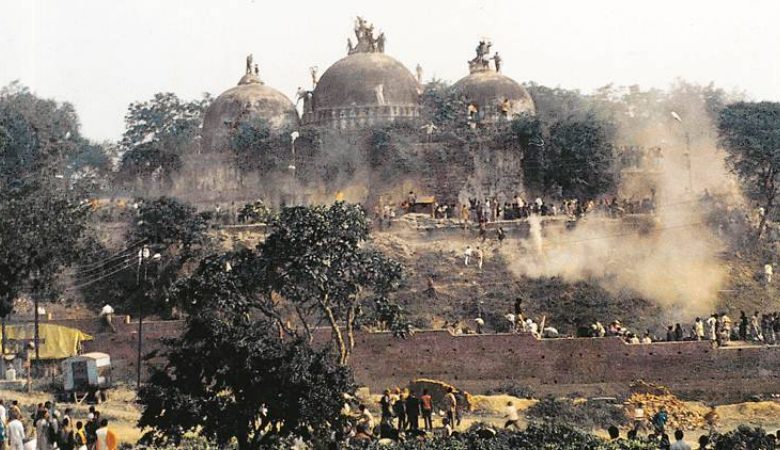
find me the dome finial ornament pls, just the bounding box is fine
[348,16,385,55]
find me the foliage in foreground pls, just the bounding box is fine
[137,297,354,450]
[134,423,780,450]
[527,397,629,431]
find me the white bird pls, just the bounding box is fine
[670,111,683,122]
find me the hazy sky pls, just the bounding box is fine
[2,0,779,142]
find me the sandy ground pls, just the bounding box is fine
[2,388,779,446]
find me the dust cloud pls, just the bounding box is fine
[502,83,743,319]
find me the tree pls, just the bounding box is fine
[229,117,294,175]
[258,202,404,364]
[78,196,210,314]
[718,102,780,239]
[498,115,548,194]
[118,93,210,184]
[0,82,81,182]
[547,114,617,199]
[138,255,354,450]
[421,79,466,128]
[0,84,91,351]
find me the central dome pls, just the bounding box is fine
[315,53,420,110]
[304,17,421,129]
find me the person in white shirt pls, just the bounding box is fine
[633,402,647,432]
[670,429,692,450]
[7,411,24,450]
[505,313,516,333]
[99,304,116,333]
[693,318,705,341]
[706,315,718,342]
[504,401,520,429]
[357,404,374,430]
[0,399,7,424]
[36,410,52,450]
[463,246,473,266]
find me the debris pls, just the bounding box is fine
[626,380,706,431]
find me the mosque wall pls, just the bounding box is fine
[35,318,780,402]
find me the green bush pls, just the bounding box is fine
[342,424,654,450]
[526,397,628,431]
[713,425,777,450]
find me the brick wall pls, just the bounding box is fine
[345,330,780,402]
[36,317,185,383]
[40,319,780,401]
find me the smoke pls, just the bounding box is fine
[502,82,743,319]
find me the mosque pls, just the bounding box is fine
[201,17,536,153]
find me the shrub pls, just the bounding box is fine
[526,397,628,431]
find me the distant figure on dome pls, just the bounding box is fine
[373,84,386,105]
[245,54,253,75]
[254,64,259,77]
[492,51,502,72]
[309,66,318,88]
[376,32,385,52]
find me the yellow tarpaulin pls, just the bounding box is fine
[2,323,93,360]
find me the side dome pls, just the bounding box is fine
[453,42,535,123]
[202,57,299,153]
[303,17,421,129]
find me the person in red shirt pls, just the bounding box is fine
[419,389,433,431]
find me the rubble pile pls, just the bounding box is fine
[626,380,706,431]
[396,213,461,230]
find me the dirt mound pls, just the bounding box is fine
[407,378,473,411]
[469,394,537,415]
[627,381,705,430]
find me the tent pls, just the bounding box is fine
[2,323,93,359]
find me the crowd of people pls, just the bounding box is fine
[384,191,658,229]
[345,387,464,444]
[340,385,780,449]
[0,399,118,450]
[583,310,780,347]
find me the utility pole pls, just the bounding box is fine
[136,246,160,388]
[290,131,299,206]
[684,131,693,193]
[32,269,41,363]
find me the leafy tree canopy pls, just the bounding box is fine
[78,196,210,315]
[138,279,354,450]
[257,202,405,364]
[547,113,617,199]
[0,83,92,318]
[718,101,780,239]
[118,92,210,182]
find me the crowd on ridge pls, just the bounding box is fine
[586,310,780,347]
[390,191,657,225]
